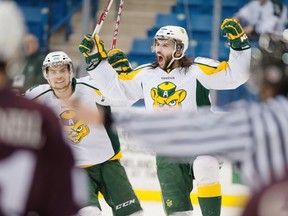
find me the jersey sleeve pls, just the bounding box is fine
[25,84,51,101]
[77,76,131,107]
[193,48,251,90]
[88,60,145,105]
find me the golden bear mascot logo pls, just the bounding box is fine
[60,110,90,144]
[151,82,187,112]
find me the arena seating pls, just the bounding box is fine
[127,38,156,66]
[128,0,250,67]
[172,0,213,14]
[20,6,49,50]
[16,0,82,52]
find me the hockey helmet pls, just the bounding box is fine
[42,51,74,81]
[153,25,189,56]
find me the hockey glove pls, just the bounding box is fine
[221,18,250,50]
[108,48,133,74]
[79,34,108,66]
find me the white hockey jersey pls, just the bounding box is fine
[88,48,251,112]
[25,76,123,167]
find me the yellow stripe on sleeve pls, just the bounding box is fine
[118,67,143,80]
[196,61,229,75]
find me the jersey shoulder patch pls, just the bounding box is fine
[193,57,220,68]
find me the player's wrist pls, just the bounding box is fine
[86,60,102,71]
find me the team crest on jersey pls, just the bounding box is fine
[150,81,186,112]
[60,110,90,144]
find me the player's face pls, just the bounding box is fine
[154,39,175,69]
[46,64,71,91]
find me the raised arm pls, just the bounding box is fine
[79,34,143,105]
[194,18,251,90]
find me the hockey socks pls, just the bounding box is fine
[197,183,222,216]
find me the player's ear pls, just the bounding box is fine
[175,44,183,57]
[176,44,182,51]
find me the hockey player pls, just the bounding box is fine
[0,2,87,215]
[79,18,251,216]
[25,51,143,216]
[111,33,288,216]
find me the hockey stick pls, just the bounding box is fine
[92,0,114,36]
[111,0,124,48]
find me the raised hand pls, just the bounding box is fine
[79,34,107,65]
[108,48,133,74]
[221,18,250,50]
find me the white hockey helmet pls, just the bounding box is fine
[42,51,74,81]
[0,2,26,62]
[153,25,189,55]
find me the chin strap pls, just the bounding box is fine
[166,53,184,69]
[166,58,175,70]
[166,43,185,69]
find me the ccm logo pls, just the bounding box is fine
[116,199,136,209]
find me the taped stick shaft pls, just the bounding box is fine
[111,0,124,48]
[93,0,114,36]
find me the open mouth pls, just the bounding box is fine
[157,55,165,66]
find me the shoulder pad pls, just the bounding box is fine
[134,63,152,71]
[77,76,95,85]
[193,57,220,68]
[25,84,51,100]
[76,76,99,90]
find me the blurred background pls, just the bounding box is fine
[13,0,288,106]
[15,0,253,70]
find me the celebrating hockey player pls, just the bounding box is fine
[111,33,288,216]
[79,18,251,216]
[25,51,143,216]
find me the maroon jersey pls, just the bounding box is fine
[0,88,81,216]
[242,172,288,216]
